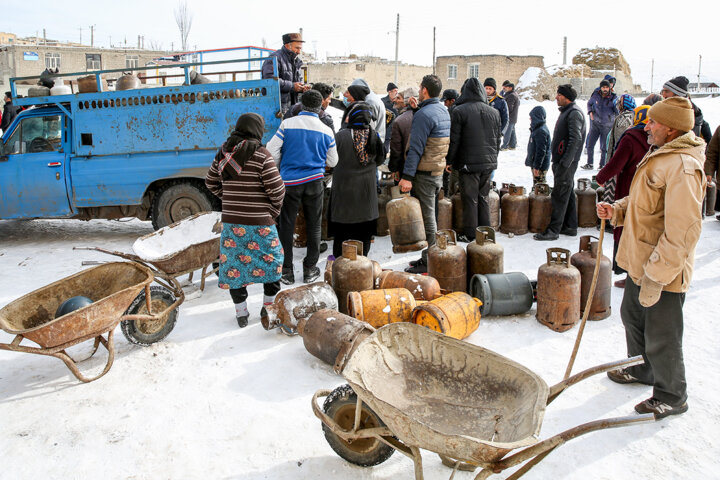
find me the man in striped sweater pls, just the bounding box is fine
[268,90,338,284]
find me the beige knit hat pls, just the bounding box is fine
[648,97,694,132]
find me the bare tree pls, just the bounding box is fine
[174,0,193,51]
[148,39,164,51]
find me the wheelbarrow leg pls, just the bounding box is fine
[62,336,101,363]
[53,330,116,383]
[410,446,424,480]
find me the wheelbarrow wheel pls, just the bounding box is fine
[322,384,395,467]
[121,286,179,345]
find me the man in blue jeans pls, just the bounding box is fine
[582,79,618,169]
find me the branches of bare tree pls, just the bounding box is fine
[174,0,193,52]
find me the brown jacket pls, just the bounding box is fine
[612,132,707,293]
[704,124,720,178]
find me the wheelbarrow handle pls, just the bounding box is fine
[73,246,142,263]
[548,355,644,404]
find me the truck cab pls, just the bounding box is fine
[0,56,282,228]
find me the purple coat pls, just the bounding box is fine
[587,90,618,127]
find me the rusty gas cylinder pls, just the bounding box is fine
[570,236,612,321]
[706,181,717,216]
[536,248,581,332]
[332,241,374,314]
[437,190,453,231]
[386,186,428,253]
[489,183,501,231]
[411,292,482,340]
[347,288,418,328]
[500,185,529,235]
[115,73,140,91]
[575,178,598,228]
[261,282,338,335]
[376,270,441,301]
[326,258,382,289]
[451,192,464,234]
[376,184,392,236]
[467,226,504,280]
[378,170,395,189]
[293,208,307,248]
[499,182,511,201]
[324,258,334,284]
[297,309,375,373]
[528,183,552,234]
[428,230,467,293]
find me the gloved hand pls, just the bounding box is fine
[638,275,663,308]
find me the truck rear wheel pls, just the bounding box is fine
[152,181,214,230]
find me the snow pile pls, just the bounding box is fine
[572,47,631,75]
[517,67,557,101]
[132,211,221,261]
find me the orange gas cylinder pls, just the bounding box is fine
[347,288,417,328]
[411,292,481,340]
[375,271,442,301]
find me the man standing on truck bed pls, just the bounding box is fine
[262,33,310,114]
[268,90,338,285]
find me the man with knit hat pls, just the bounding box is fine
[500,81,520,151]
[582,78,618,170]
[382,82,400,155]
[483,78,508,133]
[261,33,310,114]
[268,90,338,285]
[535,84,586,241]
[597,96,706,419]
[661,76,713,142]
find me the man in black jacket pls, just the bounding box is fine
[1,92,20,133]
[261,33,310,113]
[283,82,335,132]
[535,84,586,241]
[446,78,502,242]
[500,81,520,150]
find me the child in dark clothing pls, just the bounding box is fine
[524,105,551,185]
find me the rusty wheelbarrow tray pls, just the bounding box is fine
[0,262,158,383]
[312,323,655,479]
[74,212,221,344]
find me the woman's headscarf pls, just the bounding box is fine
[619,94,636,112]
[345,101,382,166]
[633,105,651,126]
[219,113,265,180]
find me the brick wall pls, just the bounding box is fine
[307,62,432,95]
[436,55,545,92]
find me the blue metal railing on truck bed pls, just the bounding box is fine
[8,57,282,153]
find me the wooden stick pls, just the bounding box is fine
[564,220,605,380]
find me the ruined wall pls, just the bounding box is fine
[435,55,545,92]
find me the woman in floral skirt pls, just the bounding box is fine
[206,113,285,327]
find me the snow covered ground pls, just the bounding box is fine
[1,97,719,480]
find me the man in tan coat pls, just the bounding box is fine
[598,97,706,419]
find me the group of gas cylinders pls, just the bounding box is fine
[261,228,612,371]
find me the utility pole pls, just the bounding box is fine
[697,54,702,93]
[138,35,141,49]
[563,36,567,65]
[650,58,654,93]
[432,26,436,75]
[394,14,399,85]
[90,25,95,47]
[79,27,82,45]
[43,28,46,45]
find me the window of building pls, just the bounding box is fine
[45,53,61,69]
[125,55,139,69]
[356,63,365,72]
[86,53,102,70]
[448,64,457,80]
[468,64,479,79]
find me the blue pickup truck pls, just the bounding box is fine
[0,58,282,228]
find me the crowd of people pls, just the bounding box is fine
[205,32,716,420]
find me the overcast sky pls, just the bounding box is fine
[5,0,718,93]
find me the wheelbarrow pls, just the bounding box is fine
[74,211,221,345]
[312,323,655,479]
[0,262,167,383]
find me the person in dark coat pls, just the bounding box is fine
[501,81,520,150]
[582,79,618,169]
[1,92,20,133]
[535,84,587,241]
[483,78,508,133]
[382,82,399,155]
[596,105,652,287]
[261,33,310,113]
[660,76,713,143]
[441,89,459,112]
[329,102,385,258]
[205,113,286,328]
[340,84,371,128]
[446,77,501,242]
[524,106,551,185]
[388,87,419,178]
[283,82,335,132]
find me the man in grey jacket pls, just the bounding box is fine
[535,84,587,241]
[500,81,520,150]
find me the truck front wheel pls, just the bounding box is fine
[152,181,214,229]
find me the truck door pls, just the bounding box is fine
[0,114,71,218]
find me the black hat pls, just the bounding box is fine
[347,84,370,102]
[440,89,459,101]
[502,80,511,87]
[386,82,398,92]
[301,90,323,113]
[282,33,304,44]
[557,84,577,102]
[600,79,611,88]
[483,77,497,90]
[663,76,690,98]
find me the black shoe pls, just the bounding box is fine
[303,265,320,283]
[409,257,423,267]
[319,242,328,253]
[456,234,472,243]
[560,228,577,236]
[581,163,594,170]
[280,269,295,285]
[634,397,688,419]
[533,231,559,241]
[404,258,427,274]
[236,314,249,328]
